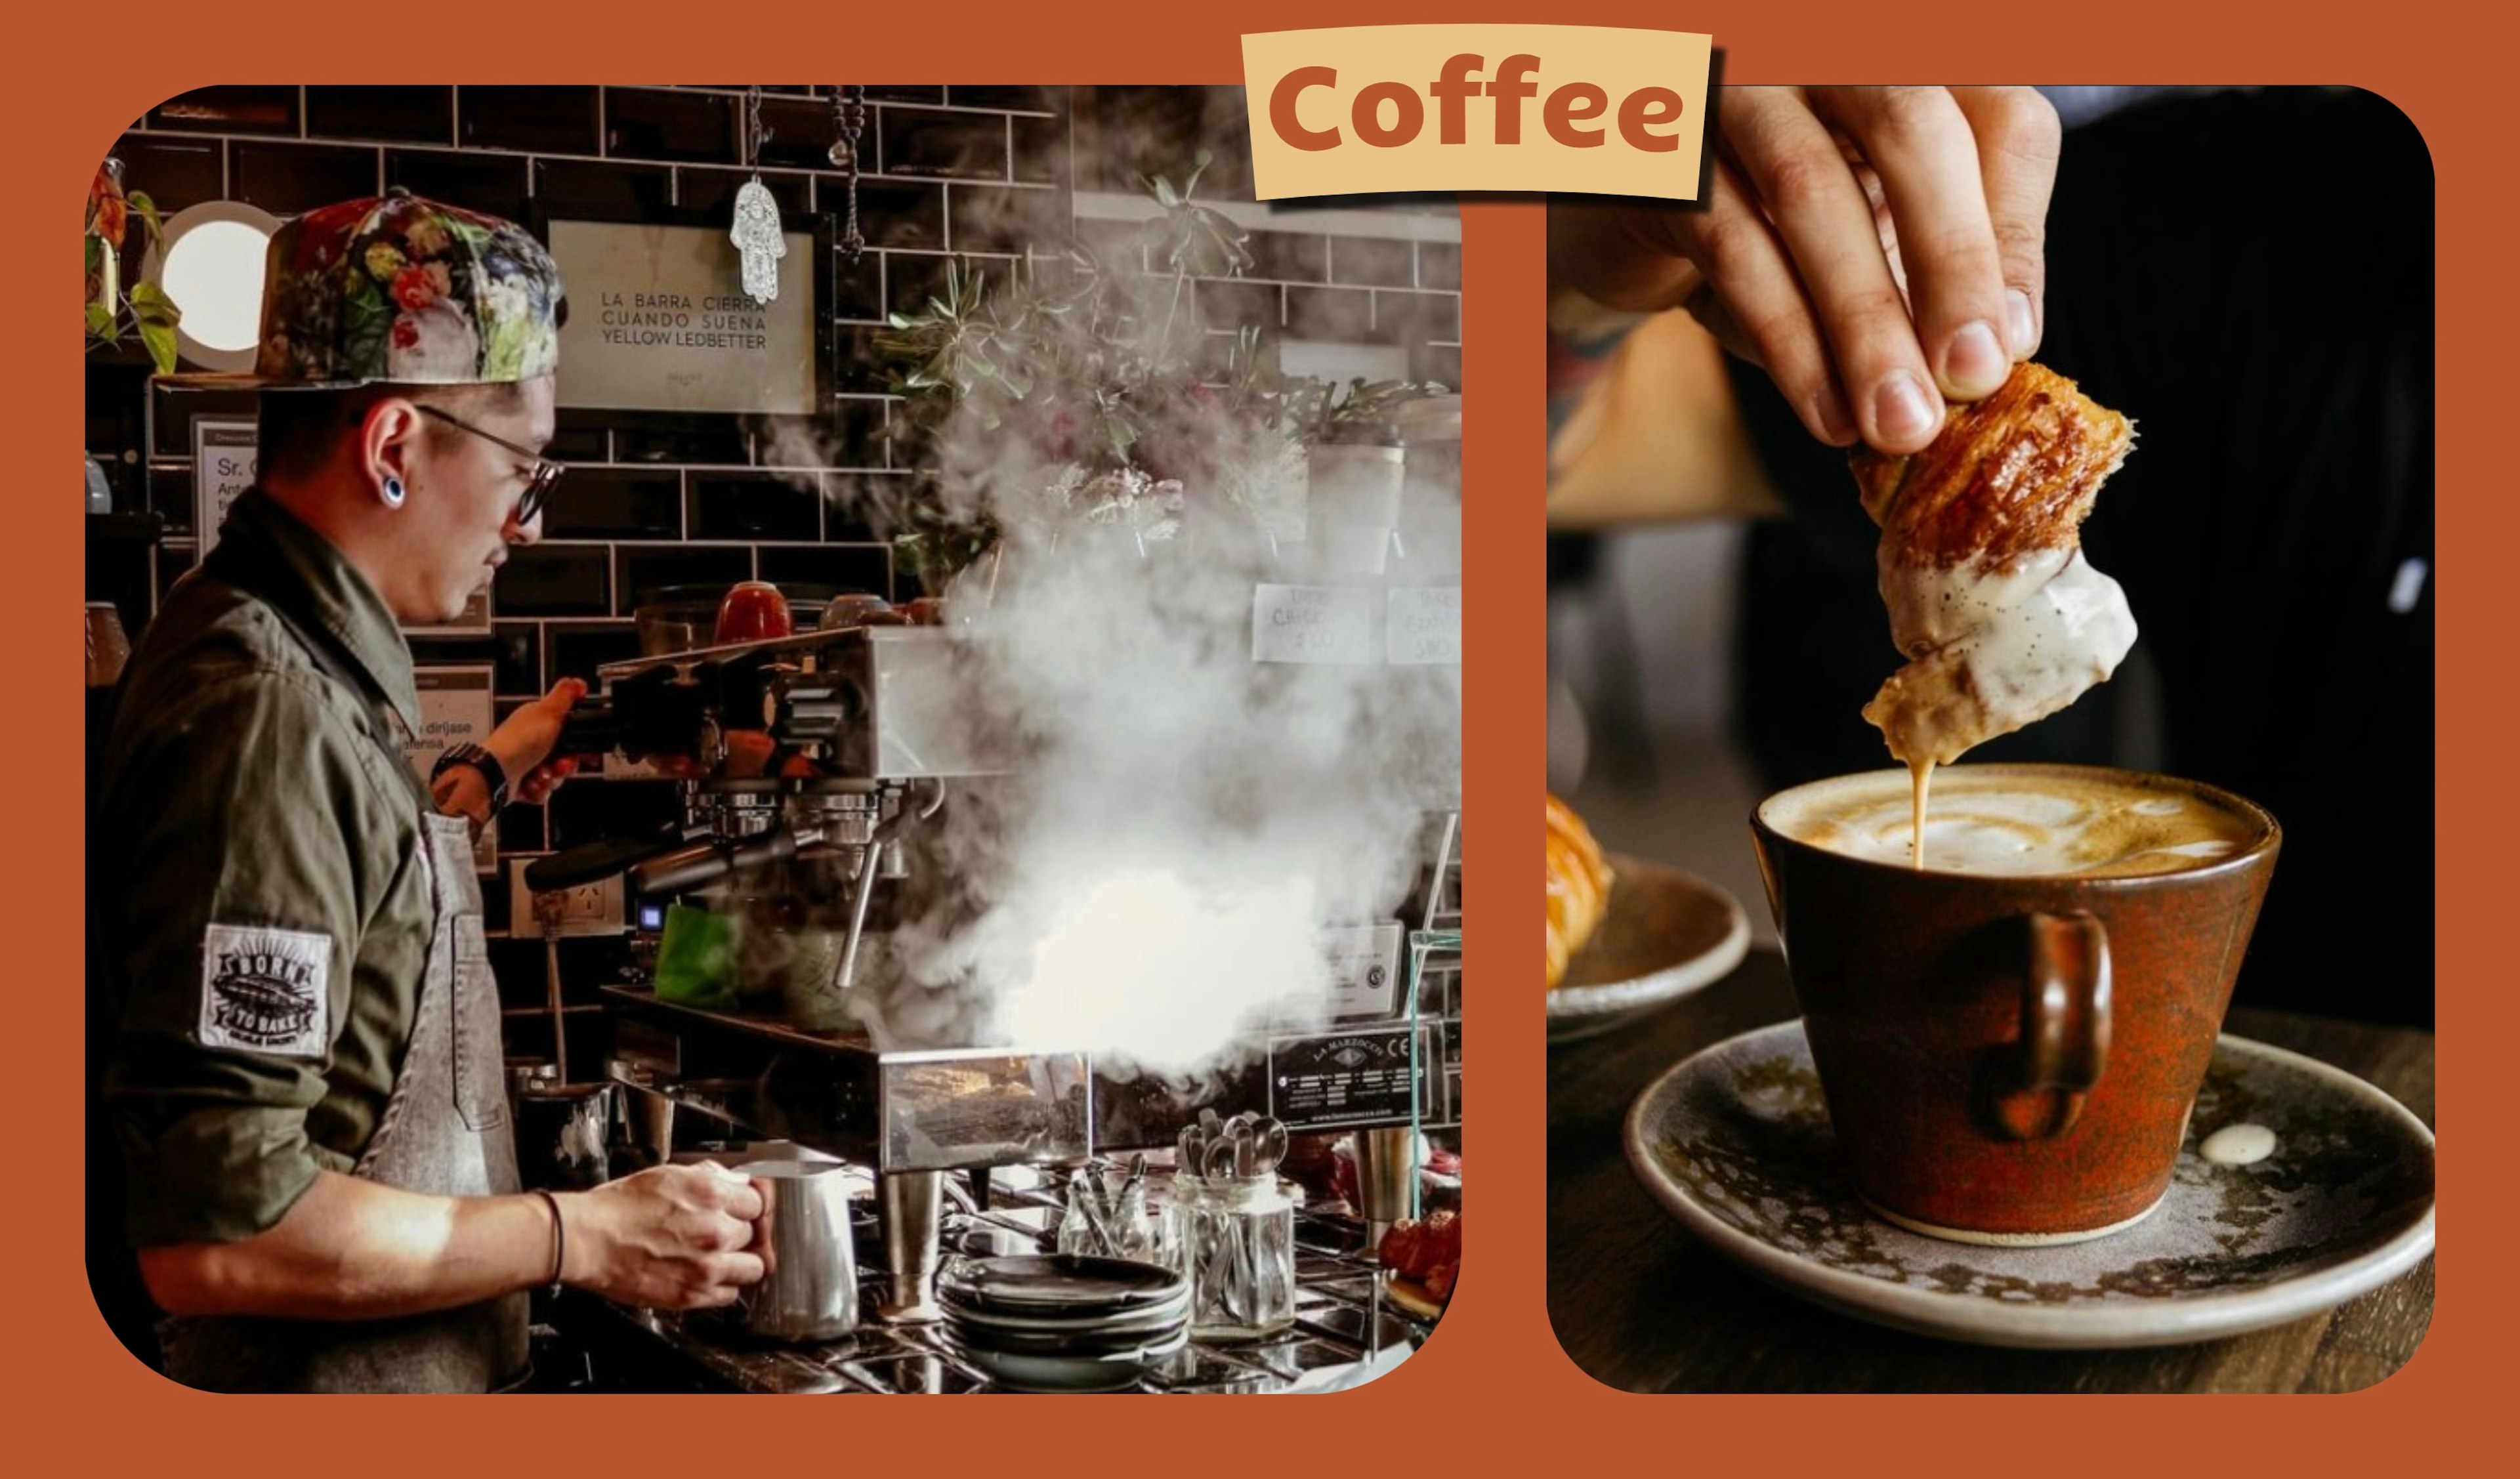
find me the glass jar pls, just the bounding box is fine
[1057,1171,1157,1262]
[1305,442,1405,577]
[1395,394,1462,578]
[1163,1171,1295,1341]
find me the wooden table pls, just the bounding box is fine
[1548,949,2436,1393]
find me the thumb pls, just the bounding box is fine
[541,678,589,713]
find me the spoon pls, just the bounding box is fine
[1256,1119,1290,1177]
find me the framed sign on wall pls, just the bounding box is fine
[190,417,258,555]
[543,211,832,416]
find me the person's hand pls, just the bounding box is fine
[488,677,589,805]
[1550,86,2061,453]
[556,1163,766,1311]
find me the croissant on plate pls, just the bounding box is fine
[1545,793,1612,989]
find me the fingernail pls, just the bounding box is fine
[1942,320,2007,396]
[1811,383,1856,445]
[1873,371,1939,445]
[2004,289,2037,356]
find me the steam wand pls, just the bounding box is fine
[831,779,948,994]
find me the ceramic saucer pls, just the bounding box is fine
[1548,855,1750,1045]
[938,1254,1186,1317]
[1624,1021,2435,1349]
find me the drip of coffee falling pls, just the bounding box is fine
[1910,760,1933,871]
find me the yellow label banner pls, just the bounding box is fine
[1242,24,1713,200]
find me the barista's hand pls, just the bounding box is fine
[1549,86,2059,453]
[556,1163,767,1310]
[489,678,591,804]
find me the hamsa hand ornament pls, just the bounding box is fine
[732,177,785,304]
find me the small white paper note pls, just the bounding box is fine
[1251,583,1377,665]
[1385,587,1461,665]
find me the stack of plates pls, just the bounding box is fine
[940,1255,1190,1392]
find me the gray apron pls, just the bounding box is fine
[159,811,531,1393]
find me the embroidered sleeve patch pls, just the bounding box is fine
[199,924,333,1058]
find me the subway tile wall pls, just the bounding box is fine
[86,86,1462,1058]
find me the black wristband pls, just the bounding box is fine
[432,742,509,818]
[532,1188,566,1295]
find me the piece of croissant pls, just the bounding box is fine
[1545,793,1612,989]
[1853,362,2139,768]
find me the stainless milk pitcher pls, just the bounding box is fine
[734,1159,860,1342]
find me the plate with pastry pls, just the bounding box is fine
[1547,793,1750,1044]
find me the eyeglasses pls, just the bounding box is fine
[416,404,566,526]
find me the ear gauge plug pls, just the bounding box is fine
[382,476,406,508]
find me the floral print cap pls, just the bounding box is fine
[173,189,565,388]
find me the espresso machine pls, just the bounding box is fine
[527,621,1024,1317]
[529,619,1456,1324]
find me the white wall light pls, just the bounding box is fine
[142,201,282,372]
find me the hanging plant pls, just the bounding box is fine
[85,159,180,374]
[1312,375,1448,444]
[892,512,1005,600]
[1138,149,1251,364]
[870,154,1456,570]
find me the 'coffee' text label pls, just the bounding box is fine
[1243,26,1712,200]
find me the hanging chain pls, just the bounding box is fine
[831,85,870,262]
[742,85,767,173]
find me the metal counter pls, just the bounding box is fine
[543,1190,1433,1394]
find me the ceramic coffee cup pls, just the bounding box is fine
[1750,763,2280,1244]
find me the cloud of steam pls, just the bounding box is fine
[752,93,1460,1081]
[858,505,1458,1079]
[999,872,1324,1072]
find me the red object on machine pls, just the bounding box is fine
[1379,1211,1460,1303]
[715,581,794,644]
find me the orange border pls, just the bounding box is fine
[20,0,2498,1457]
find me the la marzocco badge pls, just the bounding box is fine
[198,923,331,1057]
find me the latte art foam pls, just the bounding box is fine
[1763,768,2263,879]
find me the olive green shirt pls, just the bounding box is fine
[96,490,442,1246]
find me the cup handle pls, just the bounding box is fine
[1993,911,2112,1140]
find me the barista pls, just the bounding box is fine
[92,192,766,1393]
